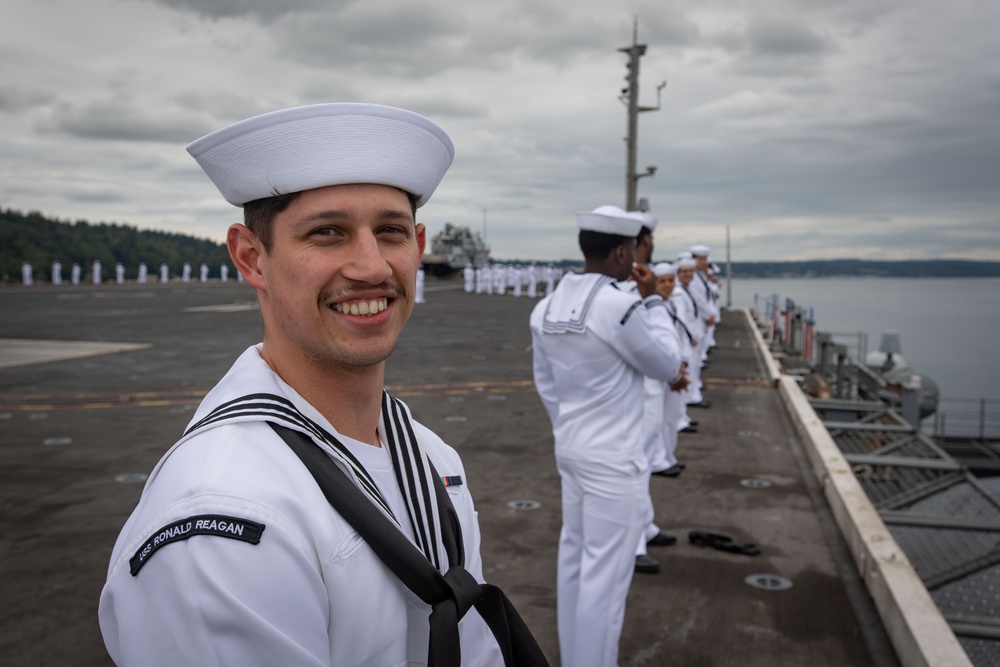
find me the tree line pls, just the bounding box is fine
[0,208,230,283]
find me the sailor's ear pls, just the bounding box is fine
[227,224,265,289]
[416,222,426,259]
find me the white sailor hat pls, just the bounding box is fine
[676,257,696,269]
[629,211,658,231]
[653,262,675,277]
[677,251,693,260]
[187,103,454,208]
[690,244,711,257]
[576,205,644,236]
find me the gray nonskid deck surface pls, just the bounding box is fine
[0,280,895,665]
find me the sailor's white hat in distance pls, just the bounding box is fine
[690,244,711,256]
[576,205,644,237]
[630,211,658,231]
[653,262,675,277]
[186,103,454,208]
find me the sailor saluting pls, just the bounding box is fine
[99,103,545,667]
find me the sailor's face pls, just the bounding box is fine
[677,266,694,286]
[656,274,675,299]
[254,183,424,370]
[695,255,708,271]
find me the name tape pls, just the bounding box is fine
[129,514,265,576]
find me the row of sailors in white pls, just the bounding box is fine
[20,261,244,285]
[464,262,564,297]
[531,205,686,667]
[672,245,721,407]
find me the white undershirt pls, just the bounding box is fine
[339,434,417,544]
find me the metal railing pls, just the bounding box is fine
[928,398,1000,442]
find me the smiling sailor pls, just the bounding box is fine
[99,103,545,667]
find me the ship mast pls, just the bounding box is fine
[618,18,666,211]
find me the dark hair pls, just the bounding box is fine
[242,188,421,252]
[636,226,652,244]
[579,230,633,260]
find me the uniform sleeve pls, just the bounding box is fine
[99,500,332,667]
[612,295,683,384]
[529,318,560,425]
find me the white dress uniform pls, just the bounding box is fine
[100,346,502,667]
[159,263,169,283]
[92,260,102,285]
[52,260,62,286]
[670,281,703,405]
[663,297,694,459]
[415,267,426,303]
[220,264,229,282]
[463,264,475,293]
[137,262,148,284]
[531,269,681,667]
[115,262,125,284]
[71,263,81,285]
[21,262,33,286]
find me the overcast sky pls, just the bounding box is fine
[3,0,998,262]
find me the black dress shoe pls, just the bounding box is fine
[647,532,677,547]
[652,464,683,478]
[689,399,712,409]
[688,420,699,427]
[680,426,698,433]
[635,554,660,574]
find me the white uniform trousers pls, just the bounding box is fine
[642,378,670,473]
[686,359,704,404]
[686,337,708,404]
[557,456,645,667]
[664,388,685,467]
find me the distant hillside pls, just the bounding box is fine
[500,257,1000,277]
[723,259,1000,278]
[0,209,229,283]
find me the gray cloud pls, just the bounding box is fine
[0,86,54,113]
[148,0,337,20]
[39,99,213,143]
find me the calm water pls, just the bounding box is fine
[726,277,1000,402]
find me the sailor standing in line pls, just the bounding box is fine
[654,262,692,474]
[52,260,62,286]
[544,264,556,296]
[100,103,541,667]
[531,205,682,667]
[182,262,192,282]
[137,262,148,284]
[71,262,81,285]
[21,262,33,286]
[675,256,711,409]
[92,260,102,285]
[690,245,719,352]
[159,263,169,283]
[115,262,126,285]
[199,262,209,283]
[220,263,229,282]
[527,263,538,298]
[613,212,684,575]
[464,262,475,293]
[415,263,426,303]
